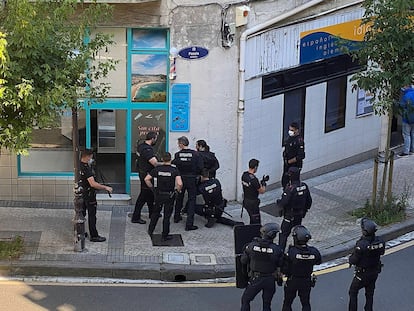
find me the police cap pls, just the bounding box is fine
[288,166,300,181]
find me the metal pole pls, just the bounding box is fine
[372,157,379,209]
[387,150,394,203]
[72,106,86,252]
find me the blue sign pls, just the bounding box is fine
[170,84,191,132]
[178,46,209,60]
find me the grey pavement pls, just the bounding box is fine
[1,153,414,281]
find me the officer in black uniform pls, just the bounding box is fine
[282,122,305,189]
[241,159,266,225]
[145,152,182,241]
[195,169,244,228]
[348,218,385,311]
[196,139,220,178]
[79,149,113,242]
[172,136,203,231]
[131,131,158,224]
[277,166,312,251]
[282,225,321,311]
[240,223,284,311]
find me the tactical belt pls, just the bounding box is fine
[355,266,379,273]
[251,272,273,278]
[156,190,173,195]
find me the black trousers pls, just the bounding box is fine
[243,198,261,225]
[282,277,312,311]
[174,176,197,227]
[148,193,175,237]
[132,174,154,221]
[348,271,378,311]
[83,199,98,238]
[241,275,276,311]
[279,214,303,251]
[194,204,240,227]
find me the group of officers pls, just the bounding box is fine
[239,122,385,311]
[79,124,386,310]
[131,132,242,241]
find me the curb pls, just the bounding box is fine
[0,218,413,281]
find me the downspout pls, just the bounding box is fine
[236,0,327,201]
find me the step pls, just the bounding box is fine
[96,193,131,206]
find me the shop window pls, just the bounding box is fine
[131,109,167,172]
[132,29,167,50]
[283,88,306,142]
[129,29,168,104]
[19,110,86,174]
[325,77,346,133]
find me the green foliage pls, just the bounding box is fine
[0,0,116,153]
[0,236,24,260]
[351,190,408,226]
[350,0,414,115]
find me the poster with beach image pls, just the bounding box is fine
[131,54,167,102]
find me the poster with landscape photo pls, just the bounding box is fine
[131,54,167,102]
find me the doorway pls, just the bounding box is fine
[90,109,127,194]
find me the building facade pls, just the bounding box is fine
[0,0,395,203]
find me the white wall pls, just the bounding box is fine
[242,75,381,194]
[167,46,239,199]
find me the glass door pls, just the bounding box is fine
[90,109,127,194]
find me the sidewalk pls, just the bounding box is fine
[0,154,413,281]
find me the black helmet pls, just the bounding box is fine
[292,225,311,245]
[260,223,280,240]
[288,166,300,181]
[361,217,377,236]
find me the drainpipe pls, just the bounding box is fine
[236,0,327,201]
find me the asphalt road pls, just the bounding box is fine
[0,241,412,311]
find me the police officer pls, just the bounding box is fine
[348,218,385,311]
[282,122,305,189]
[79,149,113,242]
[172,136,203,231]
[240,223,284,311]
[241,159,266,225]
[277,166,312,251]
[195,169,244,228]
[131,131,158,224]
[196,139,220,178]
[282,225,321,311]
[145,152,182,241]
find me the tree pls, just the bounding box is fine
[350,0,414,208]
[1,0,117,250]
[0,0,116,154]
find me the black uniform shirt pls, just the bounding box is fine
[241,238,284,274]
[199,150,220,176]
[172,148,203,176]
[137,142,155,174]
[283,135,305,168]
[241,171,261,200]
[349,235,385,269]
[278,181,312,216]
[198,178,223,206]
[148,164,180,192]
[283,244,321,278]
[79,162,96,201]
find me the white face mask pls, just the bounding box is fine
[288,130,295,137]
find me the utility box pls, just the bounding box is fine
[235,5,250,27]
